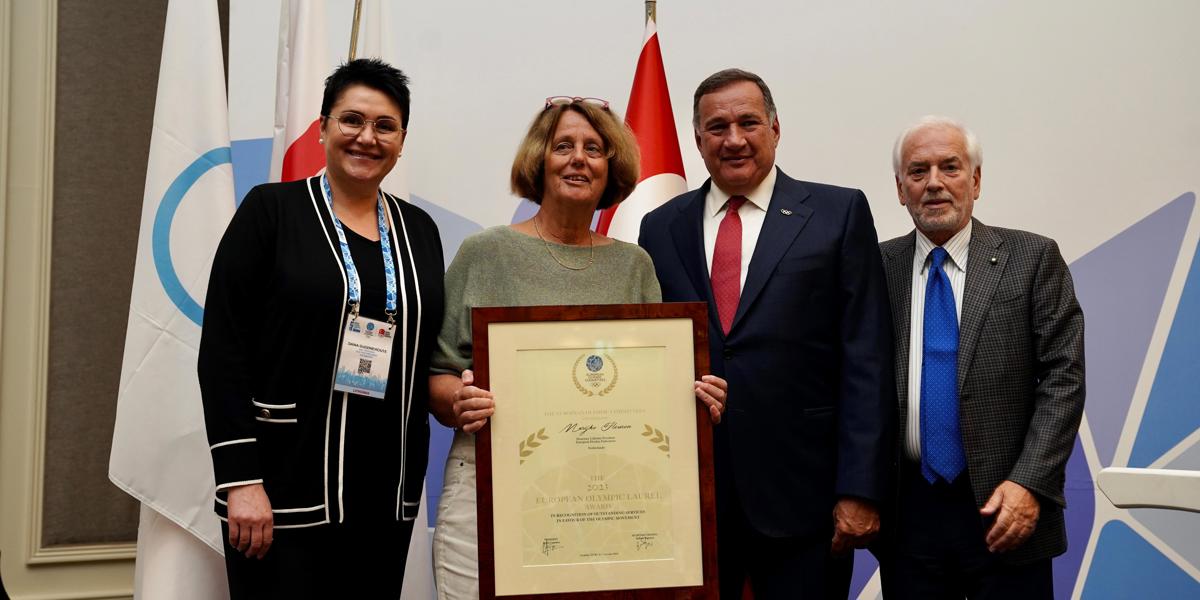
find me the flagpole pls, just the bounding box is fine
[348,0,363,60]
[645,0,656,23]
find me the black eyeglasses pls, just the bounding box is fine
[544,96,610,111]
[324,113,405,139]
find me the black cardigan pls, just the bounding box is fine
[199,177,444,527]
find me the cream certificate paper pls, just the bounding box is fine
[488,319,703,596]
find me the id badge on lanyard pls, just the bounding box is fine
[334,314,395,399]
[323,175,400,400]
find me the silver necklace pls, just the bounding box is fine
[532,215,594,271]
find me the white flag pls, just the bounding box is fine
[108,0,234,597]
[355,4,435,597]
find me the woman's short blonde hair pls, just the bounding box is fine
[510,102,640,210]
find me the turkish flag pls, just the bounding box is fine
[596,17,687,242]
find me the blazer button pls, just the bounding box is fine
[259,408,271,419]
[723,348,734,360]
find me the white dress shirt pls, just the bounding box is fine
[905,221,971,462]
[702,167,777,291]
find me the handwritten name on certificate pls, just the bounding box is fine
[514,346,673,566]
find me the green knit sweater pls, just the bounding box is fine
[431,225,663,375]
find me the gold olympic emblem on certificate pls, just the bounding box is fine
[571,352,618,397]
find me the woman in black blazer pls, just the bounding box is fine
[199,58,443,599]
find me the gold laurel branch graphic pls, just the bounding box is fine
[571,355,594,397]
[641,424,670,454]
[519,428,551,464]
[598,353,619,396]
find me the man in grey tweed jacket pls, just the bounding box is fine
[876,116,1085,599]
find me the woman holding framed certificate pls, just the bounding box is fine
[428,97,727,599]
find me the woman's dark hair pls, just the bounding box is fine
[320,58,411,129]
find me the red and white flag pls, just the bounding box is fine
[355,0,410,200]
[269,0,331,182]
[596,17,687,242]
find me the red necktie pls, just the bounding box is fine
[711,196,747,335]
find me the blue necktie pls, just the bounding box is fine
[920,247,966,484]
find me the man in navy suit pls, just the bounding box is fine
[639,68,893,599]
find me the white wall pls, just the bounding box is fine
[231,0,1200,262]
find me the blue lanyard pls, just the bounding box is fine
[321,175,399,322]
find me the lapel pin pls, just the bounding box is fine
[989,256,998,265]
[780,208,793,216]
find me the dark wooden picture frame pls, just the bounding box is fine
[471,302,718,599]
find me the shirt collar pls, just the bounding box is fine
[706,167,777,217]
[914,220,972,272]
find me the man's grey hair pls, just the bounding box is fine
[892,115,983,175]
[692,68,777,130]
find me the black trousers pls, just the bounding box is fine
[876,462,1053,600]
[717,490,852,600]
[222,518,414,600]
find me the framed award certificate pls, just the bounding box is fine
[472,302,718,599]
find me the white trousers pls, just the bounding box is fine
[433,431,480,600]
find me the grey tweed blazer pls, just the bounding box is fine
[879,218,1085,564]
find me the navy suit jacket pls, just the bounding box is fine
[639,168,894,538]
